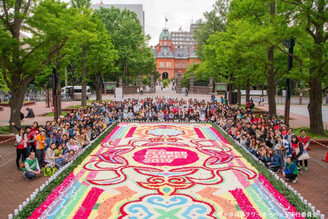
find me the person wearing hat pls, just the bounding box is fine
[274,135,292,168]
[34,129,47,167]
[63,123,70,137]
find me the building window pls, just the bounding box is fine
[160,62,165,67]
[167,62,171,67]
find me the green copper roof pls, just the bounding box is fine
[159,28,172,40]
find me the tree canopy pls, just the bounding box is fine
[193,0,327,134]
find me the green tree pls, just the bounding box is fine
[95,7,146,83]
[0,0,78,132]
[194,0,230,59]
[70,0,96,106]
[130,44,156,76]
[277,0,328,134]
[86,14,118,102]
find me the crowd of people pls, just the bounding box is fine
[216,100,310,184]
[14,102,112,180]
[14,97,311,183]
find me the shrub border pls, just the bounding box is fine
[15,122,119,219]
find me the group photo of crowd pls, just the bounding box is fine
[14,97,310,183]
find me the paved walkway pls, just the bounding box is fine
[0,101,81,127]
[257,105,328,129]
[276,105,328,123]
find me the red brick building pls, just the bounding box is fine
[151,27,200,79]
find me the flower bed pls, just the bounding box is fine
[19,123,314,218]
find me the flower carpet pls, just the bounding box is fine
[29,123,304,218]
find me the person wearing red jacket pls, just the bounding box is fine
[28,122,39,153]
[15,128,28,170]
[298,129,311,171]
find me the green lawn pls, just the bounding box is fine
[43,112,69,117]
[67,105,89,109]
[293,127,328,139]
[0,125,29,134]
[0,101,34,104]
[0,126,10,134]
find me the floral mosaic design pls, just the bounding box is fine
[30,123,304,219]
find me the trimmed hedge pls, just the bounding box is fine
[212,123,317,219]
[15,122,118,219]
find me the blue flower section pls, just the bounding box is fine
[148,128,183,136]
[147,196,187,208]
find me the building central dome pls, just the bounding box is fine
[159,28,172,41]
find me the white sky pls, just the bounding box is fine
[91,0,216,46]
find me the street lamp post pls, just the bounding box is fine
[283,39,295,126]
[229,73,235,104]
[49,68,59,120]
[43,84,50,108]
[299,80,303,105]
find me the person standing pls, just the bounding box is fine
[15,128,28,170]
[274,135,292,168]
[291,134,310,171]
[298,129,310,171]
[34,130,47,167]
[23,152,42,180]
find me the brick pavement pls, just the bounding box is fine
[0,87,327,217]
[257,105,328,129]
[0,101,81,127]
[283,144,328,216]
[0,141,48,219]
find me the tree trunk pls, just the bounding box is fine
[267,0,277,116]
[55,53,62,117]
[245,79,250,103]
[308,77,324,135]
[267,45,277,116]
[9,87,28,133]
[229,84,233,104]
[124,58,128,86]
[237,84,241,106]
[81,46,87,106]
[98,86,102,103]
[307,0,325,135]
[93,80,101,102]
[56,73,62,116]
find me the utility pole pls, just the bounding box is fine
[283,39,295,126]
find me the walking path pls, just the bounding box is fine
[0,101,81,127]
[257,105,328,129]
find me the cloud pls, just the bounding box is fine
[91,0,215,46]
